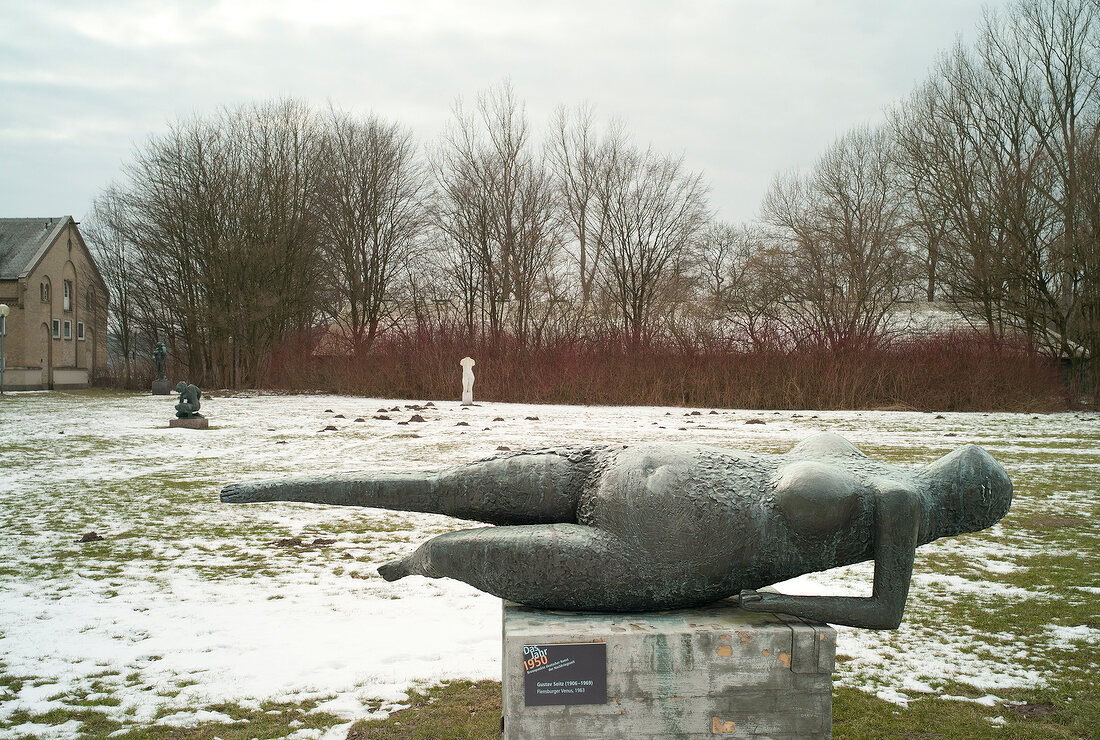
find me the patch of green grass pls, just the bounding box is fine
[1,700,349,740]
[3,706,123,738]
[833,684,1094,739]
[324,678,1100,740]
[346,680,501,740]
[0,659,23,690]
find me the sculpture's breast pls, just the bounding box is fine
[765,459,877,575]
[772,460,863,538]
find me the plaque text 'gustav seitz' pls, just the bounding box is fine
[523,643,607,706]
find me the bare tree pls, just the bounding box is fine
[890,83,954,303]
[762,126,912,350]
[893,0,1100,390]
[1077,117,1100,378]
[83,186,142,381]
[984,0,1100,373]
[431,82,562,340]
[316,109,427,354]
[690,221,786,347]
[591,143,709,343]
[894,49,1023,339]
[694,220,752,309]
[122,100,326,386]
[546,104,622,308]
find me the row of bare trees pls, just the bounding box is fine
[698,0,1099,379]
[84,0,1098,394]
[87,101,428,386]
[86,87,714,385]
[425,87,709,345]
[891,0,1100,383]
[88,101,323,386]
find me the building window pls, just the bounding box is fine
[63,280,72,312]
[52,319,61,338]
[41,282,50,302]
[63,320,72,340]
[77,321,86,341]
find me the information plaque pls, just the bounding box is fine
[522,642,607,706]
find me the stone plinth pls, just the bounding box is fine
[502,599,835,740]
[169,417,209,429]
[151,379,170,395]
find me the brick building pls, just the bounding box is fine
[0,217,108,389]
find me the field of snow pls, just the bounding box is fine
[0,390,1097,738]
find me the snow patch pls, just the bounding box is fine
[940,693,1003,706]
[7,721,82,740]
[156,709,244,727]
[1044,623,1100,648]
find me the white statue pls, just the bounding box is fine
[460,356,475,405]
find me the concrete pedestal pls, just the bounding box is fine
[151,379,170,395]
[502,600,835,739]
[169,417,209,429]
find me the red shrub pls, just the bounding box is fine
[260,323,1068,411]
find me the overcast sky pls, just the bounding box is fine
[0,0,1010,224]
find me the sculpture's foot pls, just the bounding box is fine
[378,558,412,581]
[379,545,437,581]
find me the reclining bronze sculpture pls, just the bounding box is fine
[221,432,1011,629]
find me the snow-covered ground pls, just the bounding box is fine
[0,391,1097,738]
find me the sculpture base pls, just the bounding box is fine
[502,599,835,739]
[151,379,170,395]
[169,417,209,430]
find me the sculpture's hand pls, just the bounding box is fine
[220,482,258,503]
[219,472,444,510]
[220,478,334,503]
[739,589,789,611]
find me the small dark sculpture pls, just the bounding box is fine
[174,381,202,418]
[220,433,1012,629]
[153,342,168,381]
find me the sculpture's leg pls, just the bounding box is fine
[221,451,592,525]
[378,524,654,611]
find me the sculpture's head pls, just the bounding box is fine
[921,445,1012,541]
[175,381,187,393]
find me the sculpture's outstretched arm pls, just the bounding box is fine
[220,451,586,526]
[222,471,443,509]
[741,485,920,629]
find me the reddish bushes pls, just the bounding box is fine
[261,323,1068,411]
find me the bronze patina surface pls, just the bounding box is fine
[221,432,1011,629]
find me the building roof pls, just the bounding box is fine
[0,217,72,280]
